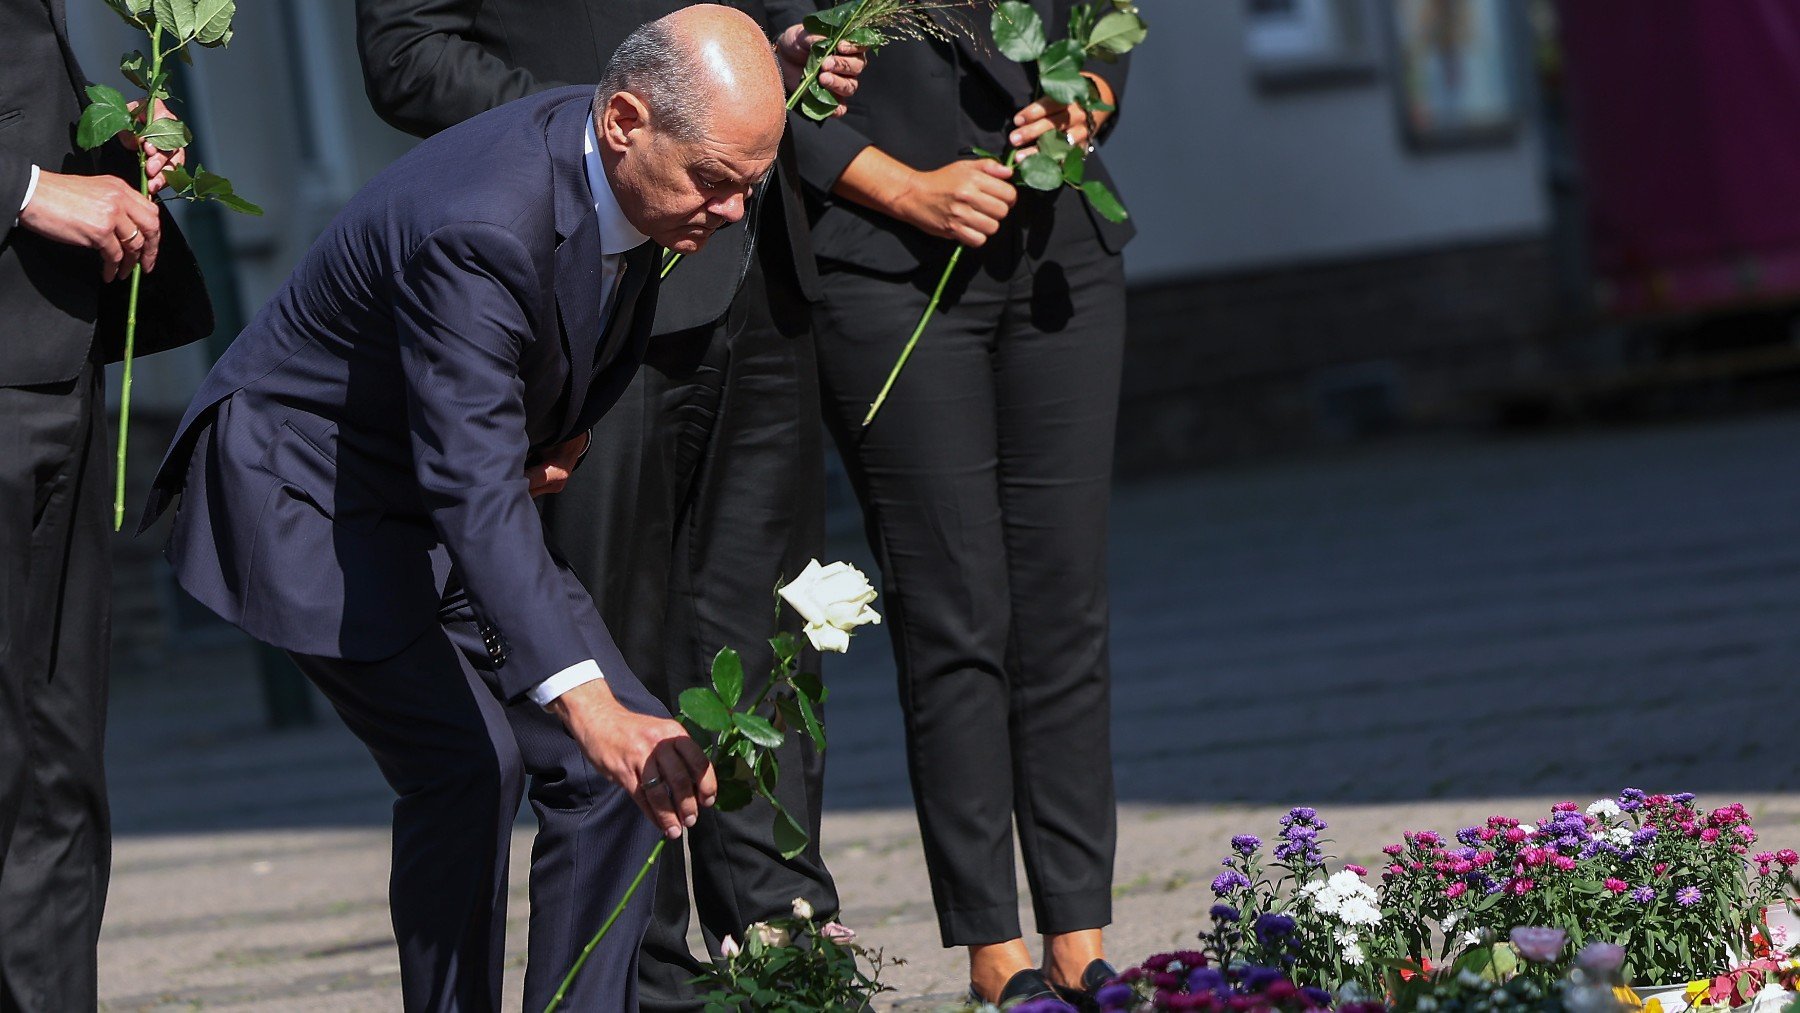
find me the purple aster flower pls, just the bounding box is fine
[1095,982,1136,1009]
[1632,826,1658,846]
[1243,967,1284,992]
[1231,834,1262,856]
[1188,967,1226,993]
[1631,886,1656,903]
[1675,886,1703,906]
[1209,903,1241,923]
[1619,788,1647,811]
[1284,807,1318,824]
[1211,871,1250,896]
[1673,792,1697,804]
[1301,987,1334,1008]
[1457,826,1483,847]
[1252,914,1296,946]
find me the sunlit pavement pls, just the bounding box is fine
[99,411,1800,1010]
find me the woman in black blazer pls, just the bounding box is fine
[778,0,1133,1003]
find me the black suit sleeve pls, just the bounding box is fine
[0,151,30,249]
[355,0,559,138]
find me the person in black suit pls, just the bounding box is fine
[783,0,1134,1005]
[143,9,788,1008]
[353,2,864,1008]
[0,0,211,1007]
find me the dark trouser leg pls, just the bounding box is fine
[670,253,837,967]
[473,568,666,1013]
[0,365,112,1013]
[813,257,1026,946]
[996,202,1124,935]
[291,631,527,1013]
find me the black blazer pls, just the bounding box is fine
[145,90,660,701]
[354,0,820,332]
[768,0,1135,275]
[0,0,211,387]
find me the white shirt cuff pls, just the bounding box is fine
[17,164,40,222]
[528,658,605,707]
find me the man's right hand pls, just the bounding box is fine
[545,679,717,839]
[17,170,162,282]
[893,159,1017,248]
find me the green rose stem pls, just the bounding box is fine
[862,147,1016,427]
[110,30,165,531]
[543,656,797,1013]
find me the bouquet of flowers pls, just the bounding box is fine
[1372,792,1800,985]
[1210,807,1393,993]
[694,898,897,1012]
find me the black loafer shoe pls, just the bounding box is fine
[969,966,1058,1007]
[1049,959,1120,1011]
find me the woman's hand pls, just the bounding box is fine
[892,159,1017,248]
[1009,72,1115,158]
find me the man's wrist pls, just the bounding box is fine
[528,658,606,708]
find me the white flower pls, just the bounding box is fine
[791,897,815,920]
[720,935,741,958]
[1588,799,1623,819]
[749,921,791,949]
[1342,942,1365,966]
[1443,913,1460,931]
[1607,827,1634,846]
[1520,826,1537,837]
[778,560,882,654]
[1335,929,1361,948]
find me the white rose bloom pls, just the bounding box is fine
[720,935,742,958]
[791,897,815,920]
[778,560,882,654]
[1588,799,1623,819]
[750,921,791,949]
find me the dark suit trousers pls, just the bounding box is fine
[0,363,111,1013]
[289,565,664,1013]
[541,242,837,1011]
[812,189,1124,946]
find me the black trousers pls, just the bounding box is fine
[290,566,664,1013]
[812,190,1124,946]
[541,242,837,1011]
[0,363,111,1013]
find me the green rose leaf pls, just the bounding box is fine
[1036,131,1074,161]
[711,647,744,708]
[119,51,150,89]
[795,690,826,752]
[1081,178,1128,222]
[1062,146,1087,186]
[798,79,840,123]
[842,26,885,48]
[152,0,189,41]
[771,802,810,860]
[193,0,234,45]
[992,1,1046,62]
[1067,4,1098,50]
[76,85,133,150]
[804,0,855,33]
[139,116,192,150]
[756,750,780,794]
[1088,11,1148,56]
[791,670,825,705]
[103,0,141,26]
[967,146,1002,162]
[1036,40,1088,106]
[162,164,196,194]
[1017,152,1064,191]
[714,777,753,813]
[732,712,784,749]
[679,686,734,733]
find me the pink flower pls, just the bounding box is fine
[1389,864,1406,877]
[1735,825,1757,841]
[1504,828,1528,844]
[1700,828,1721,844]
[720,935,742,958]
[1383,844,1405,856]
[819,921,857,943]
[1346,864,1368,876]
[1508,878,1536,895]
[1777,850,1799,866]
[1654,862,1669,877]
[1445,882,1468,899]
[1603,878,1628,893]
[1521,848,1550,868]
[1552,856,1577,872]
[1552,802,1579,814]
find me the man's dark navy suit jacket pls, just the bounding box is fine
[144,88,660,702]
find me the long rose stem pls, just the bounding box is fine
[543,836,668,1012]
[115,34,164,531]
[862,244,962,426]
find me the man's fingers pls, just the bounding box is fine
[124,198,161,273]
[636,767,686,839]
[669,737,716,805]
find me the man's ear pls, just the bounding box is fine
[601,91,650,153]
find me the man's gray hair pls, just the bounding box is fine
[595,20,708,141]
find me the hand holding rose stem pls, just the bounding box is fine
[543,560,881,1012]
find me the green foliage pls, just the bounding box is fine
[712,648,744,708]
[1017,151,1064,191]
[76,85,134,149]
[992,1,1046,61]
[697,909,899,1013]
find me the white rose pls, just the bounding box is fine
[791,897,815,920]
[778,560,882,654]
[749,921,791,949]
[720,935,742,958]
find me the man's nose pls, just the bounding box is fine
[711,191,747,223]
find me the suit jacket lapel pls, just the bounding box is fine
[548,97,607,441]
[43,0,88,99]
[567,242,656,437]
[952,0,1036,107]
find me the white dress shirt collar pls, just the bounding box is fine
[583,117,650,256]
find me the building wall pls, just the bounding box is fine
[1103,0,1551,283]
